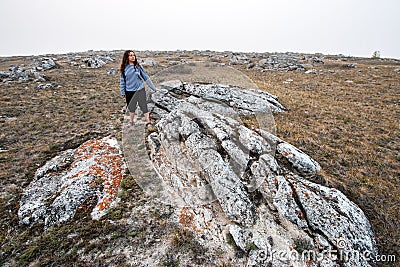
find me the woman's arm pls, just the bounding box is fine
[139,65,157,91]
[120,73,126,96]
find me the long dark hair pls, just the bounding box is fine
[119,50,139,74]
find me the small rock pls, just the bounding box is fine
[107,68,117,75]
[36,83,56,89]
[140,58,159,67]
[247,63,255,69]
[343,63,356,69]
[305,69,318,74]
[283,78,293,84]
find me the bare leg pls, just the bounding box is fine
[144,112,151,123]
[130,112,135,125]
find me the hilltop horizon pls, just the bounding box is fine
[1,48,400,61]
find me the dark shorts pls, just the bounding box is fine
[125,89,148,114]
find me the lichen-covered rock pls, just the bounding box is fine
[145,81,377,266]
[81,55,113,68]
[3,66,47,82]
[277,141,321,175]
[31,57,56,71]
[140,57,159,67]
[18,137,125,228]
[1,58,57,83]
[158,80,286,113]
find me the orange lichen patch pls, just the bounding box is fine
[178,207,205,233]
[273,176,279,188]
[89,143,124,212]
[259,177,268,188]
[305,258,315,265]
[178,207,213,233]
[69,170,86,180]
[77,197,96,213]
[179,207,195,227]
[284,151,292,157]
[96,201,107,211]
[71,138,125,215]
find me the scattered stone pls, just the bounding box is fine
[31,57,56,71]
[310,57,325,64]
[107,68,117,75]
[36,83,57,89]
[305,69,318,74]
[2,66,47,82]
[283,78,294,84]
[0,57,58,82]
[256,55,308,71]
[0,114,17,123]
[81,55,113,68]
[140,58,159,67]
[246,62,255,69]
[230,54,251,65]
[394,68,400,73]
[342,63,356,69]
[0,72,10,79]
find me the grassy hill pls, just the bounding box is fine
[0,50,399,266]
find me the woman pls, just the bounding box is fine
[119,50,157,127]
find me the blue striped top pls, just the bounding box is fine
[120,64,156,95]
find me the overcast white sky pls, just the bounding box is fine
[1,0,399,58]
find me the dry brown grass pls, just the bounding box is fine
[0,51,399,265]
[241,59,400,260]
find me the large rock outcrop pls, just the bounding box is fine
[144,80,377,266]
